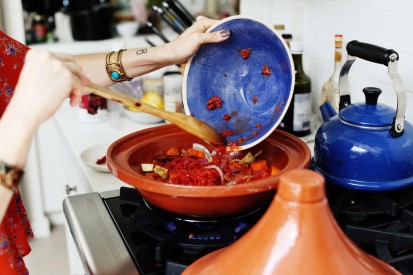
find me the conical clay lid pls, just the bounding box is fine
[183,169,400,275]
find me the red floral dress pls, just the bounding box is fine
[0,30,34,275]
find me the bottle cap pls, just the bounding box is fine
[290,41,303,54]
[335,34,343,48]
[282,33,292,39]
[274,24,285,31]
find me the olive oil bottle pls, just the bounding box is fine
[279,41,312,137]
[320,34,343,111]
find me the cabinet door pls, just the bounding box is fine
[36,115,91,217]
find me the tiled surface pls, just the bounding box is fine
[25,225,69,275]
[241,0,413,121]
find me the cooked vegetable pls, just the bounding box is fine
[271,166,281,175]
[187,148,206,159]
[193,143,212,160]
[166,147,180,156]
[251,160,268,171]
[241,152,255,164]
[139,145,278,186]
[141,163,154,172]
[154,165,168,179]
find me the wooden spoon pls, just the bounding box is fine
[83,83,224,145]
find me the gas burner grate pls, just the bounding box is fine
[344,209,413,275]
[114,186,267,274]
[130,198,266,262]
[326,183,413,223]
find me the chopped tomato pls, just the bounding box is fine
[140,145,273,186]
[261,64,271,75]
[240,48,252,59]
[222,130,234,137]
[252,96,258,104]
[223,114,231,121]
[96,155,106,165]
[206,96,222,110]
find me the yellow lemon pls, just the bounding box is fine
[128,92,164,112]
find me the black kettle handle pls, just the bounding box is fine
[346,40,398,66]
[339,40,405,137]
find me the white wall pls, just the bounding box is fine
[0,0,25,43]
[241,0,413,123]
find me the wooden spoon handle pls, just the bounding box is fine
[83,83,224,145]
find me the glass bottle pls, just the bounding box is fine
[320,34,343,111]
[32,14,47,43]
[279,41,312,137]
[163,71,183,118]
[282,33,292,48]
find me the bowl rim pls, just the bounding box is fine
[182,15,295,151]
[107,125,311,198]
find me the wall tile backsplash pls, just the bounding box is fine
[240,0,413,122]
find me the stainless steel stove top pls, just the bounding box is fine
[63,190,139,275]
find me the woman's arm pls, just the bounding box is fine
[74,17,230,86]
[0,50,89,167]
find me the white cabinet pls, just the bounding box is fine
[36,116,92,224]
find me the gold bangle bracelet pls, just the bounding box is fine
[105,49,133,82]
[0,161,23,191]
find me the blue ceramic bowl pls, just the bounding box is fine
[183,15,294,150]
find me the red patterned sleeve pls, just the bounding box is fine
[0,30,33,275]
[0,30,29,117]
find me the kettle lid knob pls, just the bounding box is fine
[363,87,382,105]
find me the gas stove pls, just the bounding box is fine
[64,184,413,275]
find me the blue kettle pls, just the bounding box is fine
[312,41,413,191]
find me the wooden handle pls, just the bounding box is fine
[83,83,224,145]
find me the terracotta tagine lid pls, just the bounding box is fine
[183,169,400,275]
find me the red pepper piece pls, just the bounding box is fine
[240,48,252,59]
[261,64,271,75]
[206,96,223,110]
[222,130,234,137]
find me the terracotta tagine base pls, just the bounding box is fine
[183,169,400,275]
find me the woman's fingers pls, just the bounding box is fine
[54,52,91,87]
[51,51,91,106]
[199,29,231,44]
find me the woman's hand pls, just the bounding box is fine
[11,49,90,125]
[0,49,90,169]
[164,17,231,65]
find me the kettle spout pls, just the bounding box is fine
[319,102,337,121]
